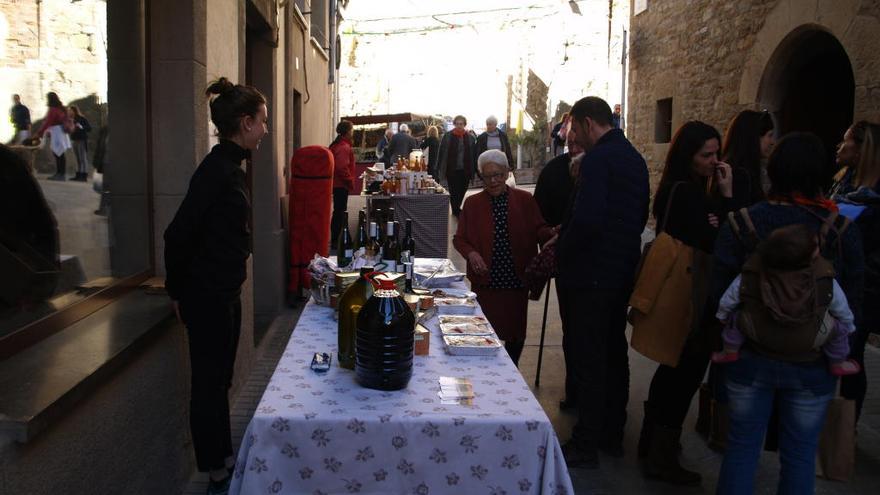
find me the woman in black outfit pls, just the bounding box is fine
[721,110,775,205]
[638,121,734,486]
[164,77,267,495]
[420,125,440,178]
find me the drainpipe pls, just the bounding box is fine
[328,0,336,85]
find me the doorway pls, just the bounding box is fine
[758,26,855,188]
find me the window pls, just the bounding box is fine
[1,0,150,355]
[310,0,328,48]
[654,97,673,143]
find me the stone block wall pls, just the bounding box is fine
[627,0,880,197]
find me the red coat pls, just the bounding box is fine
[329,136,356,191]
[453,187,553,287]
[37,107,67,137]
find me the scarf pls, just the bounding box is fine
[769,192,838,213]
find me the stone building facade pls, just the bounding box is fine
[627,0,880,192]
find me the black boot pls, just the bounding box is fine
[638,401,652,459]
[644,424,701,486]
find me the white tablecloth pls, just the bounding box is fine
[230,298,573,495]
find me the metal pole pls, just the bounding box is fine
[620,27,628,132]
[535,278,552,387]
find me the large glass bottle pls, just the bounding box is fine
[336,211,353,268]
[355,277,415,390]
[355,209,368,252]
[367,221,382,261]
[381,221,399,272]
[337,266,374,370]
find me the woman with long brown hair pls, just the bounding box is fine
[721,109,775,206]
[639,121,735,486]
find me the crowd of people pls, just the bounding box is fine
[450,95,878,493]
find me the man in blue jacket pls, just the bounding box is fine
[557,96,649,468]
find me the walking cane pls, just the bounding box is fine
[535,278,552,387]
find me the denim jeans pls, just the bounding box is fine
[717,351,835,495]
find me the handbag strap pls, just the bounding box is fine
[657,181,685,233]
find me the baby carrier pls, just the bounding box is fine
[727,208,850,362]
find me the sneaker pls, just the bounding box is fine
[711,351,739,364]
[830,359,861,376]
[561,441,599,469]
[206,475,231,495]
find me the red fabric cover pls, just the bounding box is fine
[288,145,335,292]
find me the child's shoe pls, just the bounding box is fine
[830,359,861,376]
[711,350,739,364]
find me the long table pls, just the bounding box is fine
[364,193,450,259]
[229,284,573,494]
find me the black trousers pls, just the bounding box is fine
[181,296,242,472]
[330,187,349,245]
[447,170,468,216]
[562,287,631,449]
[841,324,870,419]
[647,338,711,428]
[55,152,66,175]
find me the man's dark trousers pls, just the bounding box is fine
[562,286,630,451]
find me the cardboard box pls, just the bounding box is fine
[414,324,430,355]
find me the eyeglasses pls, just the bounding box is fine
[482,172,507,182]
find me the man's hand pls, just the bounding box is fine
[467,251,489,276]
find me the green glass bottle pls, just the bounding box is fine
[338,266,374,369]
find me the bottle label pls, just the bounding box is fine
[400,250,410,263]
[344,249,353,259]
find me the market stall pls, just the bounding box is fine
[228,259,573,495]
[364,193,450,259]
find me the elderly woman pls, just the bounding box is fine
[474,115,513,168]
[453,149,554,365]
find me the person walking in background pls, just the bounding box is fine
[438,115,476,217]
[329,120,355,246]
[533,131,583,411]
[387,123,418,165]
[722,110,775,206]
[474,115,513,171]
[638,121,735,485]
[376,127,393,162]
[420,125,440,177]
[68,105,92,182]
[164,77,268,495]
[556,96,649,468]
[453,149,554,365]
[550,112,570,156]
[612,104,624,130]
[35,92,71,181]
[830,120,880,421]
[9,94,31,144]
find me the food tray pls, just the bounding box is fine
[429,288,477,300]
[443,335,503,356]
[439,315,494,336]
[434,297,477,315]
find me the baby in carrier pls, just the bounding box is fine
[711,223,860,376]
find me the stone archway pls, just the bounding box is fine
[757,25,855,186]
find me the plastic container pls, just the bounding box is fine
[355,277,415,390]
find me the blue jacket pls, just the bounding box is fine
[557,128,649,290]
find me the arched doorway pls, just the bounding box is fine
[758,25,855,187]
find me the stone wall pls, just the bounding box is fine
[0,0,107,140]
[627,0,880,195]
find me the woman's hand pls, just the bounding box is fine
[543,232,559,250]
[172,300,183,324]
[467,251,489,276]
[707,213,719,228]
[715,161,733,198]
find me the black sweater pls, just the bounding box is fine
[164,140,251,302]
[653,181,736,253]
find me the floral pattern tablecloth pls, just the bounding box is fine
[230,298,573,495]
